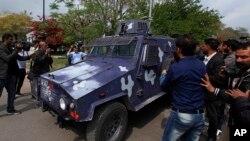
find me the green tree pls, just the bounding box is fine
[0,12,32,40]
[151,0,221,41]
[217,27,238,40]
[217,26,249,41]
[235,27,249,38]
[50,0,149,44]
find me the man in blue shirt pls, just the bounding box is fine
[160,34,206,141]
[67,45,86,65]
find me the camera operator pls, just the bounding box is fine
[201,42,250,140]
[0,33,29,114]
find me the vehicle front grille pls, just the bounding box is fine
[40,82,60,111]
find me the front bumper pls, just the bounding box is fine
[39,78,72,119]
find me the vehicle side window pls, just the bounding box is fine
[142,42,159,66]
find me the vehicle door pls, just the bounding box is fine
[135,38,162,100]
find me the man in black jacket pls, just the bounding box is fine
[29,41,53,99]
[0,33,20,114]
[202,38,227,141]
[202,42,250,140]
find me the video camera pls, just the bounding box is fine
[14,40,32,51]
[11,33,32,51]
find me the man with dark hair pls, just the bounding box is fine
[216,39,241,134]
[202,42,250,140]
[195,41,205,61]
[160,35,206,141]
[222,39,240,67]
[203,38,226,141]
[67,44,86,65]
[0,33,21,114]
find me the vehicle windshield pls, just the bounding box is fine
[89,40,137,57]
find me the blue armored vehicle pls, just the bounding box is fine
[39,19,175,141]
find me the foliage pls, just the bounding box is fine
[50,0,149,44]
[30,18,64,47]
[217,27,249,40]
[151,0,222,41]
[235,27,249,37]
[217,27,239,40]
[0,12,32,40]
[49,0,249,43]
[51,56,67,71]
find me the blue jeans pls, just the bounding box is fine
[162,110,205,141]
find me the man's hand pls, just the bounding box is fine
[225,89,249,99]
[46,48,51,57]
[201,74,215,93]
[15,43,23,51]
[161,69,167,75]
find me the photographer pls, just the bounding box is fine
[29,41,53,99]
[67,43,86,65]
[202,42,250,139]
[0,33,29,114]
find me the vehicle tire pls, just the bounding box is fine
[86,102,128,141]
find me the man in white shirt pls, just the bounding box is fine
[67,45,86,65]
[16,49,29,95]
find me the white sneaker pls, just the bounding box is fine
[216,129,222,136]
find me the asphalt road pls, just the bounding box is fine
[0,78,229,141]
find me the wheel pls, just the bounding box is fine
[86,102,128,141]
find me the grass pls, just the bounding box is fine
[51,55,68,71]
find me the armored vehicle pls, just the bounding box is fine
[38,19,175,141]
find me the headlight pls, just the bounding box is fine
[59,98,66,110]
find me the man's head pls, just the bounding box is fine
[72,45,80,53]
[2,33,13,47]
[222,39,240,54]
[195,41,201,53]
[39,41,47,52]
[175,34,197,59]
[203,38,220,55]
[235,42,250,71]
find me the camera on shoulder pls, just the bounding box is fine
[15,40,32,51]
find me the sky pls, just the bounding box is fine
[0,0,250,32]
[201,0,250,31]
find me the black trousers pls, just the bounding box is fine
[5,75,17,111]
[206,100,222,140]
[16,69,26,94]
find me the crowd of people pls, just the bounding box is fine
[0,33,88,113]
[0,32,249,141]
[160,34,250,141]
[0,33,53,113]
